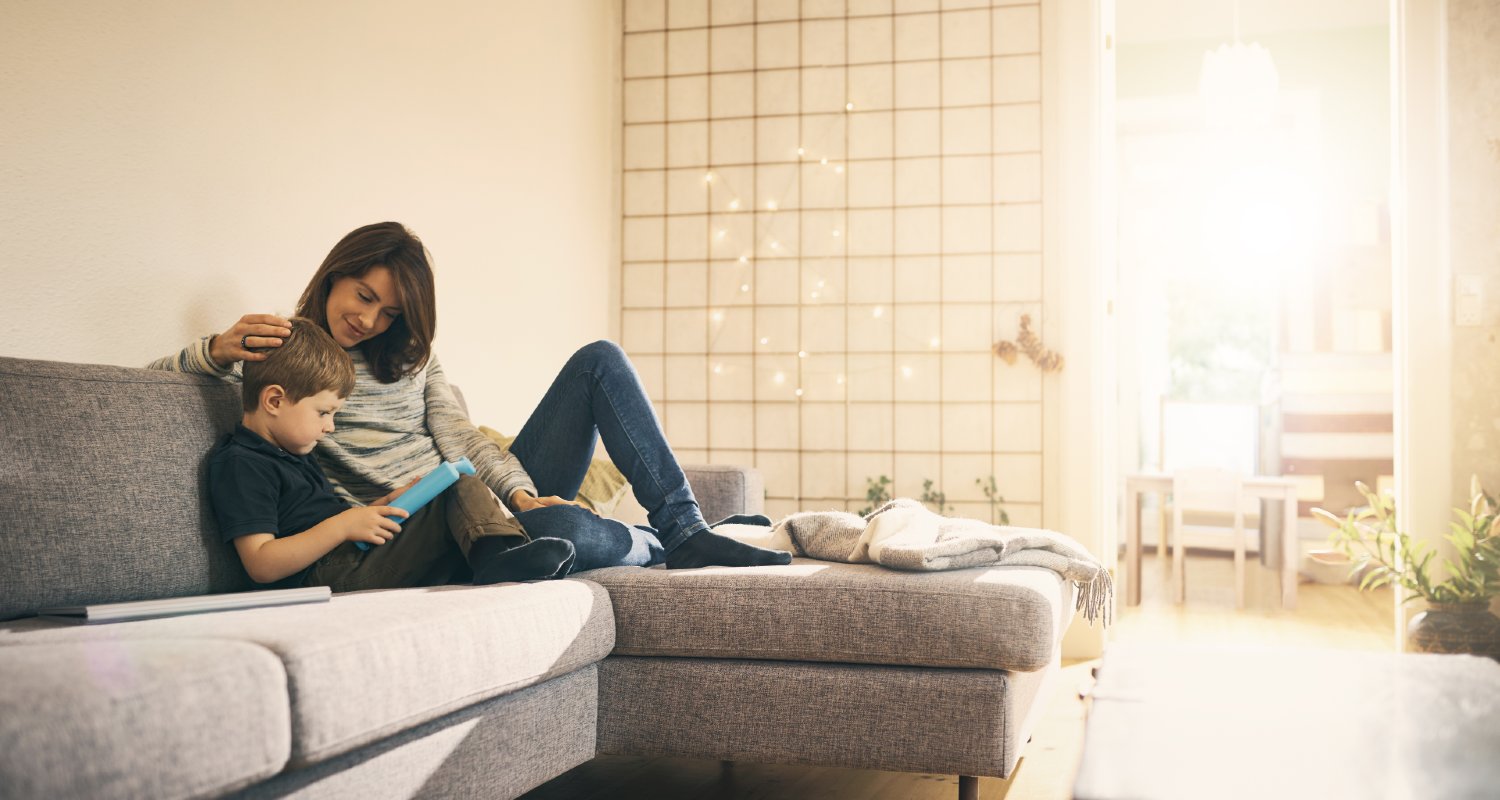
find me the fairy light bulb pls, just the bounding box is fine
[760,336,770,345]
[738,255,749,264]
[929,337,941,348]
[845,102,855,111]
[766,200,778,211]
[834,164,844,174]
[729,199,740,210]
[773,371,785,384]
[873,306,885,318]
[797,147,805,156]
[710,310,724,323]
[716,229,727,239]
[798,350,808,359]
[820,157,828,165]
[713,363,723,375]
[704,172,714,183]
[795,387,804,397]
[739,283,750,293]
[901,365,913,379]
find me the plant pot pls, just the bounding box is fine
[1406,602,1500,661]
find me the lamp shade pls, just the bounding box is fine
[1199,41,1280,130]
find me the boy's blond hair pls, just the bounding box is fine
[241,317,356,412]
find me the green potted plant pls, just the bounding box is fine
[1314,478,1500,659]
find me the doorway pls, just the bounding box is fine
[1110,0,1396,611]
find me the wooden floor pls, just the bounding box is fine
[521,553,1394,800]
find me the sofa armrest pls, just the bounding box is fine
[684,464,765,523]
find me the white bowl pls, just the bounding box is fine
[1303,549,1358,585]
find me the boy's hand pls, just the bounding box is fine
[372,478,420,507]
[338,506,408,546]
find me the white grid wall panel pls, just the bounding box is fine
[621,0,1044,520]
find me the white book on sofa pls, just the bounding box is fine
[38,586,331,624]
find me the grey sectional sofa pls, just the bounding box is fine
[0,355,1072,799]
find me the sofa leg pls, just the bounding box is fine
[958,775,978,800]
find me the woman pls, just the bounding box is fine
[152,221,789,575]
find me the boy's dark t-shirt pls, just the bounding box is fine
[207,424,351,584]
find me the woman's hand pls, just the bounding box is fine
[510,490,597,515]
[209,314,293,366]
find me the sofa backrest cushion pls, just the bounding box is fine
[0,356,252,620]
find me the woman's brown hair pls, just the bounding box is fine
[296,222,436,383]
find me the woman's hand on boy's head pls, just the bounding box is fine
[337,505,408,546]
[210,314,293,366]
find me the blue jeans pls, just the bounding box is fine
[508,340,708,570]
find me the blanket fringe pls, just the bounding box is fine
[1074,568,1114,628]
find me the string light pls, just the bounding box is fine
[901,365,913,379]
[716,229,727,239]
[773,371,785,384]
[797,147,805,156]
[713,362,723,374]
[836,374,846,385]
[770,241,780,250]
[729,199,740,210]
[831,229,841,237]
[795,387,804,397]
[845,102,855,111]
[738,255,749,264]
[766,200,778,211]
[760,336,770,345]
[704,172,714,183]
[820,157,828,165]
[834,164,844,174]
[740,283,750,293]
[710,310,724,323]
[798,350,808,358]
[873,306,885,318]
[929,337,941,348]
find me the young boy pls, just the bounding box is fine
[206,317,576,590]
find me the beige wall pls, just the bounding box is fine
[1448,0,1500,496]
[619,0,1050,523]
[0,0,619,432]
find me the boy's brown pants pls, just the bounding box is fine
[307,475,527,591]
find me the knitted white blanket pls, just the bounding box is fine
[765,498,1113,627]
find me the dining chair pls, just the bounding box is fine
[1171,467,1249,607]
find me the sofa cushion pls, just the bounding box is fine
[581,558,1071,672]
[0,639,289,800]
[0,356,249,621]
[0,581,615,767]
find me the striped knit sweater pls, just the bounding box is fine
[150,336,537,506]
